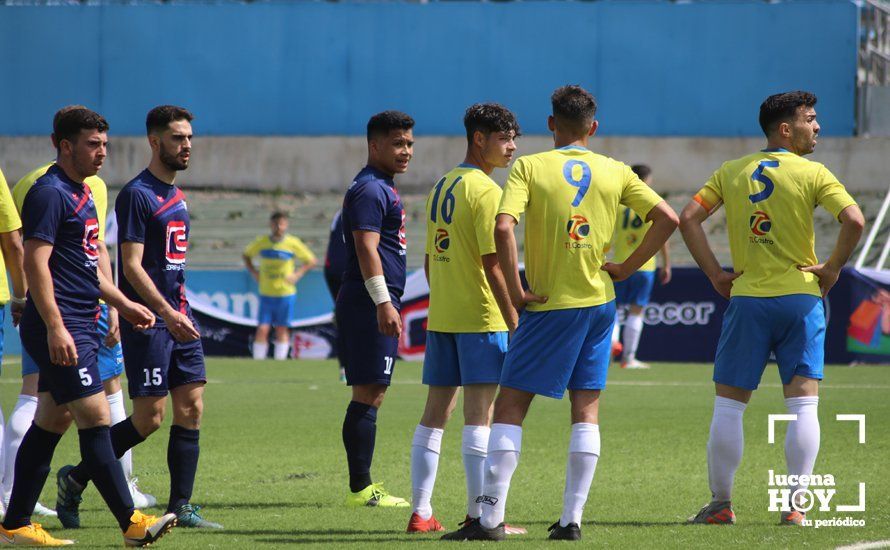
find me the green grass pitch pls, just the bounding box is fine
[4,358,888,548]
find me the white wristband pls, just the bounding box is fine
[364,275,391,306]
[9,296,25,306]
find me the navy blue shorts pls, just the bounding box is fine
[21,315,103,405]
[257,295,295,327]
[500,302,616,399]
[714,295,825,390]
[614,271,656,307]
[336,285,398,386]
[121,318,207,398]
[423,331,507,386]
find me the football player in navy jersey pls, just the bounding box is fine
[0,108,176,547]
[338,111,414,507]
[57,105,222,531]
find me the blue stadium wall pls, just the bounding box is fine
[0,1,858,136]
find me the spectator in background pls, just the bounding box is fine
[325,209,348,381]
[244,212,317,360]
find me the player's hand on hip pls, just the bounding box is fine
[163,310,201,342]
[513,290,548,311]
[10,301,24,327]
[121,302,156,331]
[104,307,121,347]
[376,302,402,338]
[798,263,840,297]
[709,270,742,300]
[601,262,631,282]
[48,326,78,367]
[659,265,672,285]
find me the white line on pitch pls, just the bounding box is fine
[836,540,890,550]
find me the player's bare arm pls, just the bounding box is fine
[286,256,317,285]
[679,200,740,299]
[798,204,864,297]
[242,253,260,282]
[602,201,678,282]
[353,229,401,338]
[96,264,155,331]
[494,213,547,309]
[121,240,200,342]
[481,253,518,332]
[96,240,121,346]
[0,229,25,326]
[23,238,77,366]
[658,241,672,285]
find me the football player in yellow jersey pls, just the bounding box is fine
[243,212,317,360]
[610,164,672,370]
[680,91,864,526]
[443,86,678,541]
[407,104,524,535]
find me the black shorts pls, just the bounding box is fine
[121,318,207,398]
[335,283,398,386]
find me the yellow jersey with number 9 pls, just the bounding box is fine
[498,146,663,312]
[425,164,507,333]
[694,149,856,298]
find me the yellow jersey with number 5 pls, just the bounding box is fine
[694,148,856,298]
[425,164,507,333]
[498,146,663,312]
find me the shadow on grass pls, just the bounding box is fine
[519,519,683,528]
[222,529,399,536]
[197,501,325,509]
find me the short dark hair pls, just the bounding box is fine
[366,110,415,141]
[758,91,817,137]
[463,103,521,144]
[52,106,108,151]
[631,164,652,182]
[551,85,597,136]
[270,211,289,222]
[146,105,194,135]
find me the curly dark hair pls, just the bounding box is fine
[551,85,597,136]
[146,105,194,135]
[758,91,817,137]
[52,106,108,151]
[366,110,415,141]
[463,103,521,144]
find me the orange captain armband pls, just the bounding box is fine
[692,193,721,214]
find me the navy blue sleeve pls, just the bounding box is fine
[22,185,66,244]
[115,188,151,244]
[345,183,387,234]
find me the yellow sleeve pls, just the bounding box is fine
[815,166,857,220]
[244,236,264,258]
[12,178,29,215]
[473,184,501,256]
[0,169,22,234]
[289,236,316,264]
[693,167,724,213]
[90,177,108,241]
[619,164,663,218]
[497,157,531,221]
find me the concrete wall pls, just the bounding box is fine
[2,136,887,193]
[0,1,858,137]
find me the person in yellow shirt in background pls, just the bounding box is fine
[243,212,317,360]
[680,91,864,526]
[610,164,672,370]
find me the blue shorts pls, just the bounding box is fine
[20,314,103,406]
[121,318,207,398]
[714,295,825,390]
[336,284,398,386]
[614,271,656,307]
[97,304,124,381]
[423,331,508,386]
[258,295,295,327]
[500,302,616,399]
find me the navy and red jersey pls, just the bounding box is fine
[115,169,191,322]
[21,164,100,323]
[324,209,347,283]
[341,166,407,307]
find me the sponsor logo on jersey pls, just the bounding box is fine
[83,218,100,261]
[434,228,450,253]
[166,220,188,264]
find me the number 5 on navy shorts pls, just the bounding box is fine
[121,321,207,398]
[500,301,616,398]
[423,332,507,387]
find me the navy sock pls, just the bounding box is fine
[78,426,135,531]
[167,425,200,513]
[2,424,62,530]
[342,401,377,493]
[69,417,146,487]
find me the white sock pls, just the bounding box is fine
[106,390,133,479]
[611,319,620,344]
[462,425,490,518]
[707,396,746,502]
[784,396,820,500]
[1,395,37,504]
[410,425,443,520]
[560,423,600,527]
[479,423,521,529]
[253,342,268,360]
[622,314,644,362]
[273,342,289,361]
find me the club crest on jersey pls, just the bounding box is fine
[165,220,188,265]
[434,228,450,253]
[82,218,100,262]
[398,209,407,254]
